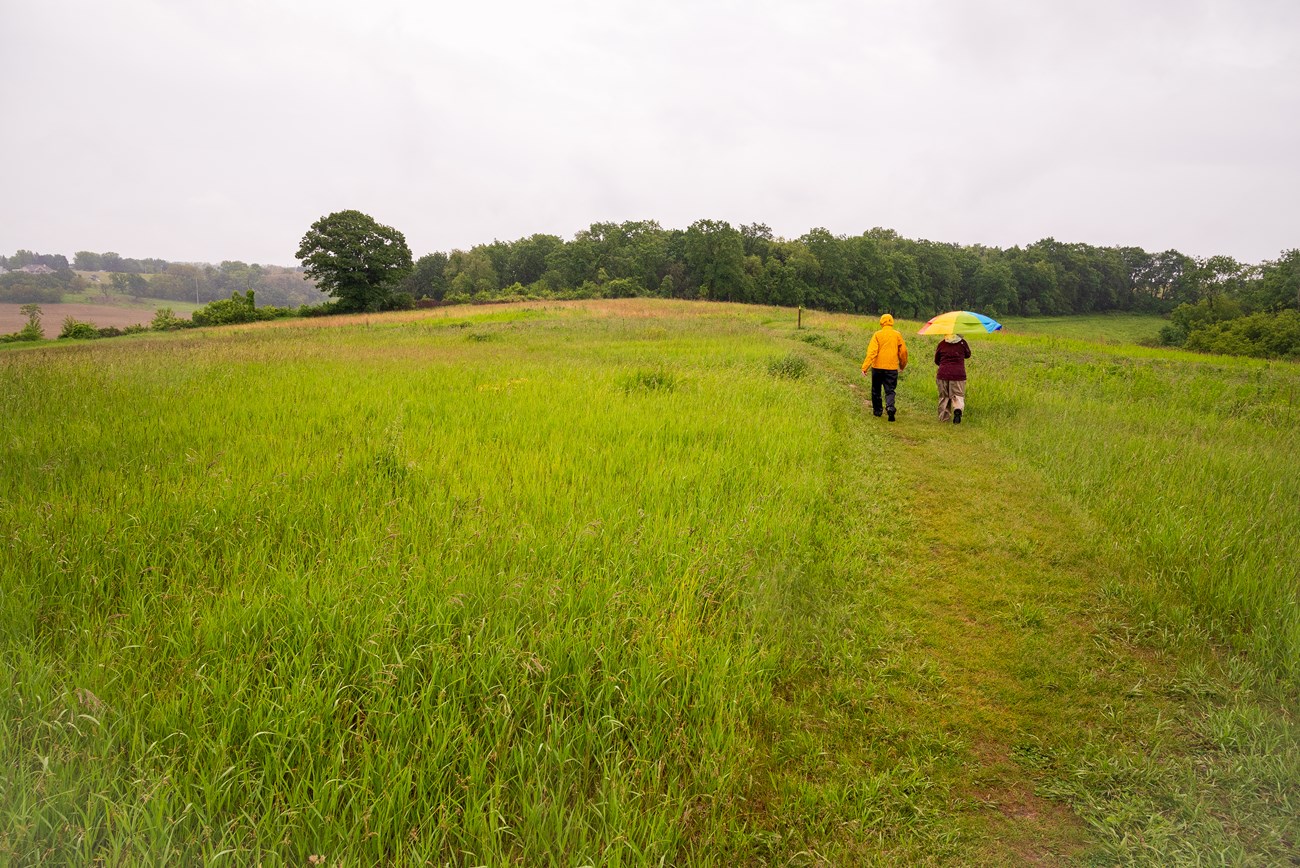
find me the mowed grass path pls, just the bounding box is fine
[3,300,1297,864]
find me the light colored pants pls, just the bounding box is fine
[937,378,966,421]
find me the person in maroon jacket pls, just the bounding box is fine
[934,333,972,423]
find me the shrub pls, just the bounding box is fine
[603,278,646,298]
[8,304,45,341]
[382,291,415,312]
[297,301,340,317]
[122,323,149,335]
[1160,297,1244,346]
[192,291,258,327]
[96,326,125,338]
[59,317,100,340]
[1183,309,1300,359]
[151,308,188,331]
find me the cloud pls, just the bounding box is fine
[1,0,1296,264]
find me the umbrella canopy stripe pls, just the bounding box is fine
[917,310,1004,335]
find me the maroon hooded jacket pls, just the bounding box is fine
[934,337,971,381]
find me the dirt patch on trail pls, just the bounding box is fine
[966,742,1087,865]
[0,303,156,334]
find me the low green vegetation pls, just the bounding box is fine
[2,300,1297,864]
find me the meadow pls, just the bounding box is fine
[2,301,1297,865]
[996,312,1166,346]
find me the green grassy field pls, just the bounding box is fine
[2,301,1297,864]
[998,312,1167,346]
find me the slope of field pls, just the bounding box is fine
[2,300,1296,865]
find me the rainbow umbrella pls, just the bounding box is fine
[917,310,1003,335]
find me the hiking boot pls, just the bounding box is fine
[873,410,882,417]
[887,410,896,422]
[953,409,962,424]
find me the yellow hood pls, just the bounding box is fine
[879,313,895,327]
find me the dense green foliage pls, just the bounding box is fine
[1180,310,1300,358]
[0,268,83,304]
[188,291,295,327]
[396,222,1297,321]
[297,211,414,312]
[1160,250,1300,358]
[57,317,99,340]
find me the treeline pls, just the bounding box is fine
[0,268,83,304]
[395,220,1296,321]
[1,249,325,308]
[71,251,169,273]
[140,261,326,308]
[0,250,71,271]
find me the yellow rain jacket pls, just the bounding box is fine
[863,314,909,371]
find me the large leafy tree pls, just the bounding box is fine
[296,210,413,312]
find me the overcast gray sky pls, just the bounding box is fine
[2,0,1297,265]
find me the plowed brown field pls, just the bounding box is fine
[0,303,156,335]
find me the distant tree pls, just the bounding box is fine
[1248,249,1300,312]
[18,303,44,340]
[971,258,1018,317]
[445,249,499,298]
[296,210,413,312]
[100,252,124,272]
[740,223,775,259]
[126,273,148,300]
[684,219,748,301]
[74,251,103,271]
[505,234,565,288]
[404,252,451,300]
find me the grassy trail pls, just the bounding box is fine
[864,395,1096,863]
[796,349,1299,864]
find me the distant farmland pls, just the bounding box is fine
[0,301,196,334]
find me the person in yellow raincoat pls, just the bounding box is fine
[862,313,908,421]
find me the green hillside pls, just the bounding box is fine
[2,300,1296,865]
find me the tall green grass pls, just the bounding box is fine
[0,310,872,863]
[943,334,1300,689]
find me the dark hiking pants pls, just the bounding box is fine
[871,368,899,415]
